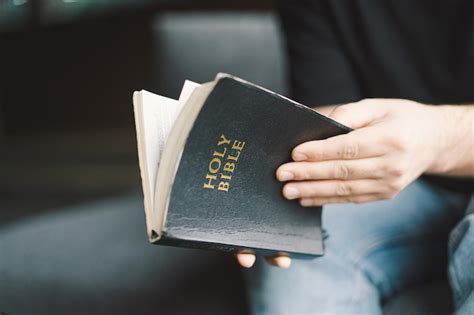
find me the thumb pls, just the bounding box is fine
[324,100,385,130]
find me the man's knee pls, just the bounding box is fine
[449,213,474,309]
[244,251,380,314]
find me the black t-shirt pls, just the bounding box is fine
[278,0,474,105]
[277,0,473,192]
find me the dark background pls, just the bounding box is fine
[0,0,277,223]
[0,1,280,313]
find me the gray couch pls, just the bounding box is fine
[0,194,247,315]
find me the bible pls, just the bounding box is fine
[132,74,351,257]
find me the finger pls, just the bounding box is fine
[292,128,384,162]
[265,256,292,269]
[276,158,386,182]
[235,253,256,268]
[313,105,339,117]
[325,101,387,130]
[282,179,385,200]
[300,194,382,206]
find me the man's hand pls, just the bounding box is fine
[236,99,473,268]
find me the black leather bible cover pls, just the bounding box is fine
[159,76,351,257]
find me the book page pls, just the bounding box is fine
[133,80,200,234]
[179,80,201,103]
[135,91,179,219]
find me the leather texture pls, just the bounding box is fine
[162,76,351,257]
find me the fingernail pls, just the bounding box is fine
[275,256,291,269]
[237,253,256,268]
[300,198,312,206]
[293,152,307,161]
[284,186,300,199]
[278,171,294,181]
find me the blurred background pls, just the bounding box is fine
[0,0,285,226]
[0,1,455,314]
[0,0,284,314]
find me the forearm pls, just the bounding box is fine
[428,105,474,177]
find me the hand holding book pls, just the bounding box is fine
[237,98,474,268]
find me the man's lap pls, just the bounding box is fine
[448,196,474,314]
[244,179,471,314]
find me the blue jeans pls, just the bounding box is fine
[245,179,473,314]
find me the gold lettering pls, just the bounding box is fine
[203,135,245,192]
[218,181,230,192]
[232,140,245,151]
[227,150,241,161]
[220,173,232,181]
[203,173,217,189]
[208,158,221,174]
[223,162,235,173]
[212,147,227,158]
[217,134,231,146]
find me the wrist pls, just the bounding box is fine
[426,105,471,175]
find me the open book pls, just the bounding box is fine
[133,74,351,257]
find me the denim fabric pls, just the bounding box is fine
[449,196,474,315]
[245,180,473,314]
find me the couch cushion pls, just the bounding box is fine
[0,193,247,315]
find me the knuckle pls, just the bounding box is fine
[386,159,408,178]
[335,182,353,196]
[341,142,359,159]
[389,165,405,177]
[334,162,351,179]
